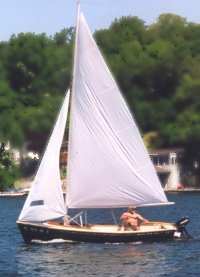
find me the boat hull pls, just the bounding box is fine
[17,221,179,243]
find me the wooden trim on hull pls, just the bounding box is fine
[17,221,178,243]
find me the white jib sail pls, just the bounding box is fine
[66,9,170,208]
[19,90,70,222]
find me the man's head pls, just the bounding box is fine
[129,207,136,213]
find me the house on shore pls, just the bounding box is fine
[60,141,185,191]
[149,148,184,191]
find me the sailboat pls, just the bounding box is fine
[17,5,189,243]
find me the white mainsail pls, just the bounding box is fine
[66,8,170,208]
[19,90,70,222]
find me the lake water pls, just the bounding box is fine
[0,193,199,276]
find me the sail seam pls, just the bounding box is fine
[115,124,134,135]
[98,86,114,95]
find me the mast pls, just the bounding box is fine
[65,2,80,211]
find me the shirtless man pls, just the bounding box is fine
[120,207,149,230]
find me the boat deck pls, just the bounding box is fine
[45,221,177,233]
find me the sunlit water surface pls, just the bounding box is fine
[0,193,199,276]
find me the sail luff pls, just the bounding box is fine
[65,2,80,209]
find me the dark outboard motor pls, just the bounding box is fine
[175,216,191,238]
[175,216,190,229]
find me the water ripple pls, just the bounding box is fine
[0,194,200,276]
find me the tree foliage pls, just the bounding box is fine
[0,13,200,188]
[0,29,73,152]
[0,143,21,190]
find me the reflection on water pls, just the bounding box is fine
[15,239,200,276]
[0,194,200,276]
[17,240,177,276]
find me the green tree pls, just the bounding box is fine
[0,144,21,190]
[0,12,200,182]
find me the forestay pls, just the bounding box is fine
[66,9,170,208]
[19,90,70,222]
